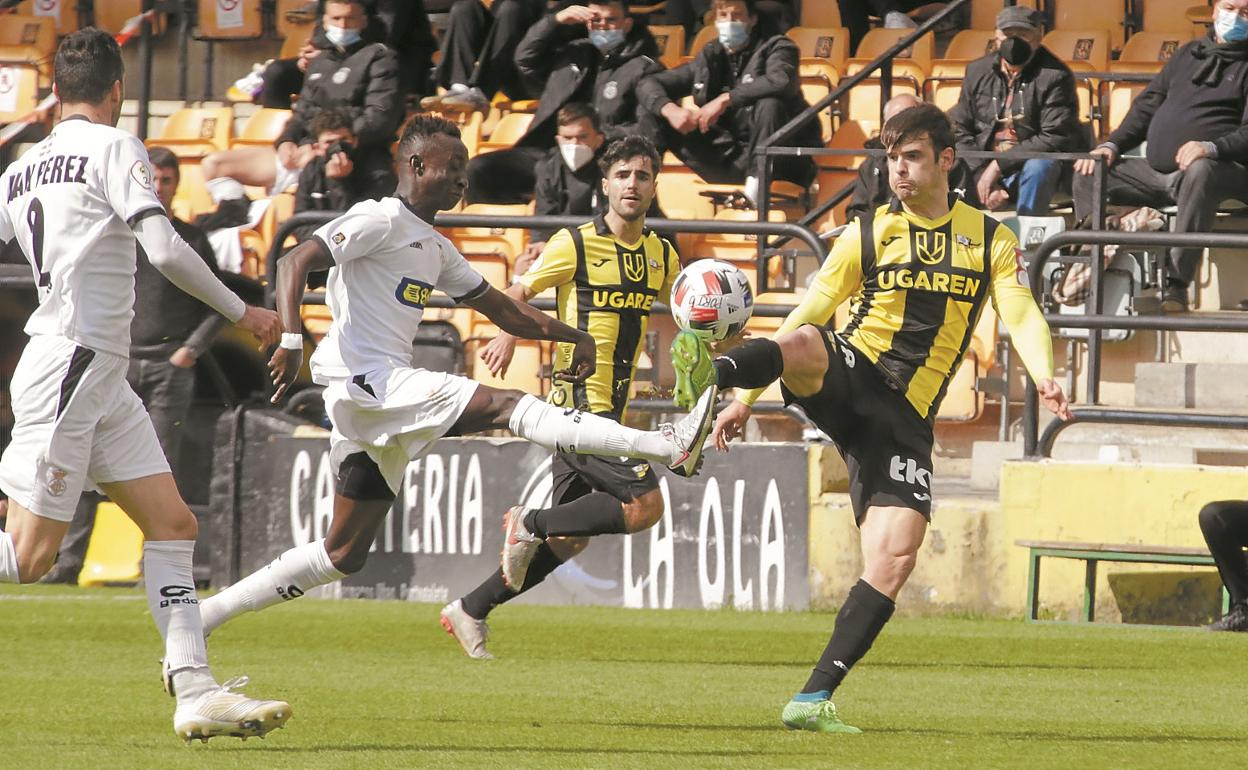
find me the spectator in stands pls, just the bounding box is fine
[950,6,1084,216]
[847,93,979,221]
[288,108,383,246]
[636,0,820,198]
[1074,0,1248,312]
[1199,501,1248,631]
[656,0,796,37]
[422,0,546,112]
[202,0,403,205]
[465,1,663,204]
[837,0,947,53]
[42,148,226,585]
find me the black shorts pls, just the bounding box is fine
[782,328,935,524]
[551,450,659,506]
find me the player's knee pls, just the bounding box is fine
[326,541,370,575]
[548,536,590,560]
[623,495,664,533]
[201,152,222,179]
[15,542,55,584]
[1198,502,1225,535]
[490,388,526,424]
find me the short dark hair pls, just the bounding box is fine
[880,103,956,157]
[598,135,660,176]
[310,107,354,139]
[556,102,601,133]
[146,146,179,176]
[397,112,461,156]
[54,27,124,104]
[713,0,757,15]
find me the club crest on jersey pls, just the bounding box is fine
[332,232,346,245]
[915,231,947,265]
[130,161,151,189]
[396,277,434,308]
[621,250,647,282]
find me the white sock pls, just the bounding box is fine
[507,394,674,464]
[206,176,247,204]
[199,540,345,636]
[144,540,216,703]
[0,530,18,583]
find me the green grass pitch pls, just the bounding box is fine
[2,584,1244,769]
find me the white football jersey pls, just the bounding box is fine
[309,197,488,383]
[0,116,165,357]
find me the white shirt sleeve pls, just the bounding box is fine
[437,238,487,301]
[101,134,164,224]
[313,206,393,265]
[0,199,13,243]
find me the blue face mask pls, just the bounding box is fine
[589,28,626,53]
[716,20,749,51]
[325,24,362,48]
[1216,9,1248,43]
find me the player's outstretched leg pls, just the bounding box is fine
[99,475,291,743]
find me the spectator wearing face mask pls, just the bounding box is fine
[950,7,1085,216]
[1074,0,1248,312]
[293,108,379,228]
[465,1,664,205]
[635,0,820,196]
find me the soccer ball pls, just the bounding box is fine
[670,259,754,341]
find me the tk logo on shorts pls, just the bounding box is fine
[396,277,433,308]
[889,455,930,491]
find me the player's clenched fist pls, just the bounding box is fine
[236,305,282,348]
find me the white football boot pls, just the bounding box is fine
[440,599,495,660]
[172,676,291,743]
[662,384,719,477]
[500,506,541,590]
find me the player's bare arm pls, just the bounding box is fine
[478,282,535,377]
[464,285,595,383]
[268,237,334,402]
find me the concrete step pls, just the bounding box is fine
[1165,327,1248,364]
[1135,362,1248,409]
[971,440,1201,491]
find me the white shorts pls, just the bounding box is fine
[271,153,301,195]
[322,367,480,495]
[0,336,169,522]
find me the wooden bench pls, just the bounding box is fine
[1017,540,1232,622]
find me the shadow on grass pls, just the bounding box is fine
[870,726,1247,744]
[577,657,1148,672]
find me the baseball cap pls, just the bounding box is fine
[996,6,1044,33]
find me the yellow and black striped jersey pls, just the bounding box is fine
[744,197,1054,420]
[519,215,680,419]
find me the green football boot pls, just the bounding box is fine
[670,329,716,410]
[781,697,862,734]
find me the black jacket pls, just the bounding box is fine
[635,25,818,145]
[277,38,404,150]
[532,147,605,242]
[1107,31,1248,173]
[131,218,226,360]
[845,140,982,222]
[514,14,664,148]
[950,46,1086,178]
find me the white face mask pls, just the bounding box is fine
[716,20,749,51]
[560,142,595,171]
[325,24,362,47]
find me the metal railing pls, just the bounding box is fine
[1022,229,1248,457]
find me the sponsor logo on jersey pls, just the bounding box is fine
[591,289,655,310]
[875,266,981,298]
[396,277,434,308]
[157,584,199,608]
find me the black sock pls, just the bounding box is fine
[713,338,785,390]
[523,492,626,538]
[802,579,896,695]
[459,543,567,620]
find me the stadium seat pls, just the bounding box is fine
[1042,29,1111,71]
[230,108,292,149]
[786,26,850,70]
[276,0,316,39]
[458,240,513,288]
[649,24,686,69]
[14,0,85,35]
[1113,31,1185,72]
[466,324,548,395]
[301,298,333,341]
[799,2,841,28]
[0,63,41,124]
[798,63,837,143]
[196,0,265,39]
[824,118,873,170]
[683,24,718,63]
[844,29,933,132]
[966,0,1040,31]
[78,502,143,588]
[92,0,165,35]
[150,106,235,158]
[1135,0,1203,34]
[169,161,216,221]
[1050,0,1128,51]
[258,191,297,256]
[476,112,533,154]
[0,14,55,87]
[925,30,998,113]
[936,303,999,422]
[446,203,531,261]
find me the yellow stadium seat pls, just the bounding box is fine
[941,28,998,61]
[169,161,216,221]
[230,108,292,149]
[0,14,55,86]
[786,26,850,70]
[800,2,841,28]
[845,29,933,132]
[649,24,686,69]
[935,353,984,421]
[259,191,297,254]
[1114,31,1186,71]
[239,228,267,279]
[1137,0,1202,34]
[476,112,533,154]
[1051,0,1128,51]
[826,119,873,170]
[466,325,548,395]
[446,202,531,261]
[276,0,316,39]
[460,244,512,289]
[301,298,333,342]
[925,30,998,114]
[656,164,714,222]
[78,502,143,587]
[150,106,234,158]
[0,63,41,124]
[798,63,837,144]
[15,0,84,35]
[1042,29,1111,71]
[684,24,718,62]
[196,0,264,39]
[966,0,1040,31]
[1100,79,1149,138]
[92,1,165,35]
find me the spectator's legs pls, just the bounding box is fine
[259,58,304,110]
[465,146,548,204]
[839,0,872,54]
[1006,158,1063,216]
[472,0,542,101]
[435,0,492,91]
[742,96,816,186]
[1198,501,1248,606]
[135,358,196,480]
[1166,159,1248,287]
[1073,159,1173,225]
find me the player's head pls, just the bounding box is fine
[881,103,956,205]
[598,136,660,223]
[53,27,125,124]
[396,113,467,212]
[146,146,180,212]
